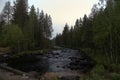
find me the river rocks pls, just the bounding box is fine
[47,49,95,73]
[68,57,95,73]
[0,48,95,76]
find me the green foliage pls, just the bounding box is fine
[111,73,120,80]
[0,0,53,52]
[62,24,69,46]
[55,0,120,80]
[12,0,28,30]
[55,0,120,64]
[3,24,24,52]
[4,24,23,44]
[92,65,105,75]
[90,74,104,80]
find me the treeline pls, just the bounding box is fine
[0,0,53,53]
[55,0,120,64]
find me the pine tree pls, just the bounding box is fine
[12,0,28,30]
[62,24,69,46]
[44,14,53,39]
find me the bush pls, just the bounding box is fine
[111,73,120,80]
[92,65,105,75]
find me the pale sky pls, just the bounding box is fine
[0,0,99,37]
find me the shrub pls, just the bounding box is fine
[111,73,120,80]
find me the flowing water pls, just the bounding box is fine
[1,48,95,78]
[28,49,94,75]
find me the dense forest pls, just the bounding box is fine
[0,0,120,80]
[0,0,53,53]
[55,0,120,78]
[55,0,120,79]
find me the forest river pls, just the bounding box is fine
[0,48,95,78]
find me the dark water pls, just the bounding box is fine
[2,49,95,76]
[46,49,94,72]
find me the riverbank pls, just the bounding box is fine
[0,64,37,80]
